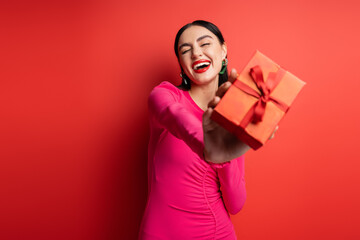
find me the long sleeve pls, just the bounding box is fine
[141,82,243,239]
[148,82,204,159]
[216,156,246,215]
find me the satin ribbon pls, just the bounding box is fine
[233,65,289,128]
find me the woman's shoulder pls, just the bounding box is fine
[149,81,184,101]
[148,81,188,115]
[153,81,182,92]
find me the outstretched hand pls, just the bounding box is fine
[202,69,251,163]
[202,69,278,164]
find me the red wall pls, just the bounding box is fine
[1,0,360,239]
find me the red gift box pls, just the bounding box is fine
[211,50,306,150]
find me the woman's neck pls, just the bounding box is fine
[189,79,219,111]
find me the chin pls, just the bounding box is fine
[191,75,218,86]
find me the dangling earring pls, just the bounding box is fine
[219,58,228,75]
[180,73,187,85]
[180,72,190,89]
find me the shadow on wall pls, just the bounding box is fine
[101,62,179,240]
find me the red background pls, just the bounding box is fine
[1,0,360,239]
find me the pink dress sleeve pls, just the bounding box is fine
[148,82,205,159]
[215,156,247,215]
[148,81,246,216]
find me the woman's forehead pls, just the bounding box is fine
[178,26,216,45]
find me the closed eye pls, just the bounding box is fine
[201,43,210,47]
[181,49,191,54]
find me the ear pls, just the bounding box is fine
[221,42,228,59]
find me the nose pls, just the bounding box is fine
[191,45,202,59]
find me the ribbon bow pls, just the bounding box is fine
[233,65,289,128]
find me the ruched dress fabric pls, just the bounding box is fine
[139,81,246,240]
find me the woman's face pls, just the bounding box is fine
[177,25,227,86]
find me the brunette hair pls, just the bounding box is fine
[174,20,228,90]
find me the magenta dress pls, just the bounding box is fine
[139,81,246,240]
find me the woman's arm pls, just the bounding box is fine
[215,156,246,215]
[148,82,204,158]
[203,69,251,163]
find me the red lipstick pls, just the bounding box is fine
[192,60,211,73]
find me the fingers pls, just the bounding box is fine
[202,107,213,127]
[269,126,279,140]
[207,68,238,112]
[203,107,221,132]
[215,68,238,98]
[216,81,231,98]
[228,68,238,84]
[274,125,279,133]
[208,96,221,109]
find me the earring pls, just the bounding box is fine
[180,73,187,85]
[180,72,190,88]
[219,58,228,75]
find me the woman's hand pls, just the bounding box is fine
[202,69,278,164]
[202,69,250,163]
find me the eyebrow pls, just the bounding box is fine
[178,35,214,50]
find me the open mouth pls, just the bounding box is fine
[192,60,211,73]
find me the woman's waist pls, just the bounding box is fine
[148,184,227,214]
[151,177,221,203]
[141,194,233,239]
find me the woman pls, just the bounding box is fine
[139,20,274,239]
